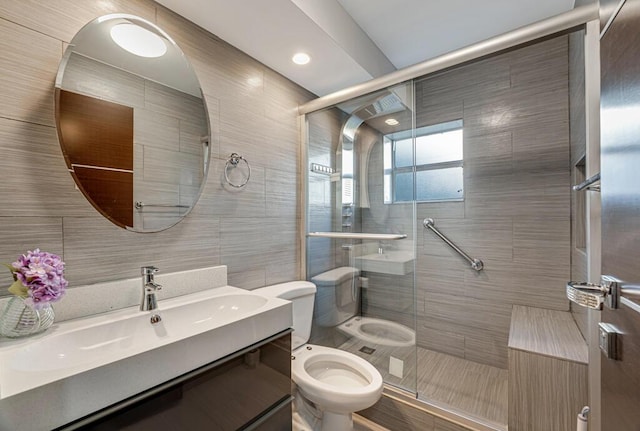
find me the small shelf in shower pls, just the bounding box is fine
[308,232,407,240]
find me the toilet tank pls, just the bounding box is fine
[252,281,316,349]
[310,266,360,327]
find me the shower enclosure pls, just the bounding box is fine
[302,10,593,428]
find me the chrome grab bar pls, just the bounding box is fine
[572,172,600,192]
[308,232,407,240]
[423,218,484,271]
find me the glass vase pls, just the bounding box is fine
[0,296,55,338]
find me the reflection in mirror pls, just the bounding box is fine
[55,14,210,232]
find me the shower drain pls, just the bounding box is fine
[359,346,376,355]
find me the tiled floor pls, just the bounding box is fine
[340,338,508,430]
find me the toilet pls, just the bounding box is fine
[310,267,360,327]
[311,267,415,348]
[337,316,416,348]
[253,281,383,431]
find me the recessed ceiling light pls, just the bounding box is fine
[110,23,167,58]
[385,118,399,126]
[292,52,311,65]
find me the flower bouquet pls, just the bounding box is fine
[0,249,68,338]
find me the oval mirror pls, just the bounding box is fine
[55,14,210,232]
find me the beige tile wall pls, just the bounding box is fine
[362,35,572,369]
[0,1,314,292]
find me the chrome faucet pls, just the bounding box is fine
[140,266,162,311]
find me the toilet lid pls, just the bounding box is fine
[310,267,359,287]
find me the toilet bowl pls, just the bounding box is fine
[337,316,416,347]
[253,281,383,431]
[292,344,383,413]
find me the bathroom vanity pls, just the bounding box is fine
[59,330,292,430]
[0,285,293,430]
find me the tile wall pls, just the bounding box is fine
[369,35,572,369]
[0,1,314,295]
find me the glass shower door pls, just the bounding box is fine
[304,82,417,395]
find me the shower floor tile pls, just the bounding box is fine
[340,339,508,430]
[417,349,508,429]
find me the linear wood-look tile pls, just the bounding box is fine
[144,81,207,124]
[509,36,568,88]
[0,217,63,288]
[513,217,570,269]
[0,17,61,126]
[417,349,508,429]
[264,67,316,108]
[179,117,208,156]
[464,132,513,178]
[353,413,392,431]
[142,145,202,187]
[359,391,437,431]
[61,53,146,109]
[511,113,569,172]
[416,54,511,104]
[463,264,569,312]
[134,108,180,152]
[204,158,266,218]
[62,215,220,287]
[509,305,588,363]
[0,118,93,217]
[417,326,465,359]
[435,418,475,431]
[265,247,300,285]
[508,348,587,431]
[132,179,180,230]
[266,169,298,219]
[416,202,465,221]
[0,1,156,43]
[348,339,508,429]
[463,330,510,369]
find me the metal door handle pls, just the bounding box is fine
[566,275,621,310]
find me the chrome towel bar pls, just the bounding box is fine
[135,201,190,210]
[423,218,484,271]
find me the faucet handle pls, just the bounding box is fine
[141,266,159,275]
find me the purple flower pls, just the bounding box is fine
[9,249,67,309]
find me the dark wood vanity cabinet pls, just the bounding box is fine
[58,330,292,431]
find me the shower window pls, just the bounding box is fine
[384,119,464,203]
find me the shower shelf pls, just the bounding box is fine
[308,232,407,240]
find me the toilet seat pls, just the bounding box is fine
[292,344,383,414]
[337,316,415,347]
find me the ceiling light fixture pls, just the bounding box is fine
[385,118,399,126]
[110,23,167,58]
[292,52,311,65]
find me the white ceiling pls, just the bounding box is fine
[155,0,576,97]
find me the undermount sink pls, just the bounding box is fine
[355,250,415,275]
[0,286,290,400]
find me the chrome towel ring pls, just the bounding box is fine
[224,153,251,188]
